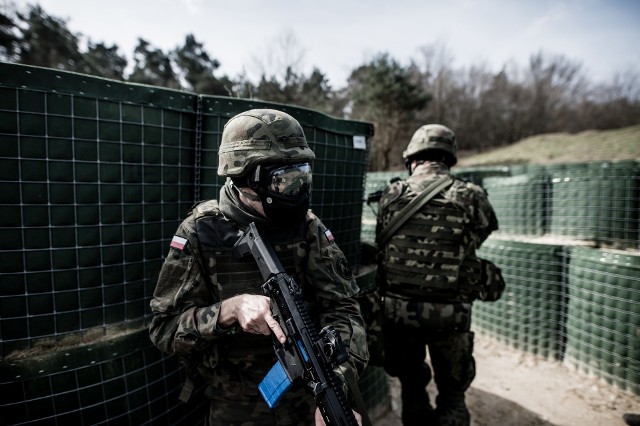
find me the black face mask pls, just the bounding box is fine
[257,188,310,225]
[250,163,312,225]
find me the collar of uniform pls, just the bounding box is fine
[219,180,268,228]
[411,161,449,177]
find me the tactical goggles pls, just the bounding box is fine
[252,163,312,197]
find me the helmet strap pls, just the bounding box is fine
[406,158,426,176]
[230,165,263,192]
[405,158,413,175]
[249,164,262,189]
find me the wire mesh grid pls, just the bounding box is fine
[482,174,548,236]
[306,127,370,265]
[473,240,568,360]
[481,161,640,248]
[474,239,640,395]
[547,161,639,246]
[360,171,404,242]
[563,247,640,395]
[468,160,640,397]
[0,84,197,357]
[0,328,208,425]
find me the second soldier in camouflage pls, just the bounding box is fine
[376,124,498,426]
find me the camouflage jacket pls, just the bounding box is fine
[149,180,368,398]
[376,162,498,328]
[377,162,497,247]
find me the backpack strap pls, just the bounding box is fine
[344,368,373,426]
[376,175,453,247]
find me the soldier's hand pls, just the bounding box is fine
[218,294,286,344]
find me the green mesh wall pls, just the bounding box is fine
[0,328,208,425]
[451,161,640,248]
[548,161,639,247]
[474,238,567,360]
[451,165,511,186]
[483,174,548,236]
[360,171,403,242]
[564,247,640,395]
[0,64,198,356]
[506,163,548,176]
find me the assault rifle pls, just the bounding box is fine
[365,190,383,204]
[233,222,359,426]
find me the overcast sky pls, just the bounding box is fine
[22,0,640,88]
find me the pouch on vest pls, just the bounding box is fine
[476,258,506,302]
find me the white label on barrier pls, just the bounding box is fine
[353,135,366,150]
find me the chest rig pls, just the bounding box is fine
[191,201,308,359]
[379,178,482,302]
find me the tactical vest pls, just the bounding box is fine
[190,201,307,362]
[380,183,482,302]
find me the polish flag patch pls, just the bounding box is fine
[324,229,334,242]
[170,235,188,250]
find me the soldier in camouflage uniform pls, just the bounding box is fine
[376,124,498,426]
[149,109,368,425]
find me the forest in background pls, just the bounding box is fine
[1,3,639,170]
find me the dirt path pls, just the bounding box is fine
[374,334,640,425]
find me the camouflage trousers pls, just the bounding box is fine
[383,298,475,426]
[202,365,315,426]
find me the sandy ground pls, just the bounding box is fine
[374,333,640,426]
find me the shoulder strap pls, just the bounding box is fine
[376,175,453,247]
[344,368,373,426]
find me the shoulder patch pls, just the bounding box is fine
[336,256,353,280]
[170,235,188,251]
[324,229,335,243]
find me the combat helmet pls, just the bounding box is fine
[402,124,457,167]
[218,109,315,178]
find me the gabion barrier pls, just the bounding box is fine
[474,238,567,360]
[564,246,640,395]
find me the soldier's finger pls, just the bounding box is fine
[353,410,362,426]
[265,313,286,344]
